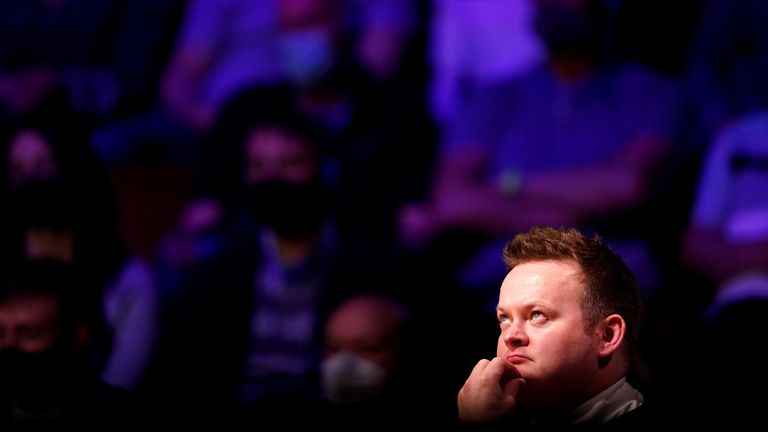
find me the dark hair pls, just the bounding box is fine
[196,84,331,203]
[502,226,642,357]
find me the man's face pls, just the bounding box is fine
[495,259,599,411]
[0,294,61,353]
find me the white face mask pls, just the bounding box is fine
[321,351,387,405]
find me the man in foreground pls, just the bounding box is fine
[458,226,647,427]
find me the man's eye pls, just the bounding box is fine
[498,315,509,326]
[531,311,546,320]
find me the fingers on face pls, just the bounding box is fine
[470,358,492,377]
[489,356,521,382]
[502,376,526,399]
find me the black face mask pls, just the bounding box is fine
[0,348,68,410]
[245,179,328,240]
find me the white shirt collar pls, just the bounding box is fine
[569,377,644,424]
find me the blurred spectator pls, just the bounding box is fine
[1,116,124,296]
[179,0,434,266]
[401,0,682,311]
[681,112,768,320]
[6,181,158,395]
[428,0,545,130]
[345,0,419,81]
[163,0,417,132]
[686,0,768,140]
[0,259,130,427]
[196,78,435,256]
[90,0,419,166]
[0,0,182,122]
[147,99,386,425]
[679,112,768,425]
[322,294,412,405]
[319,293,456,428]
[0,116,158,394]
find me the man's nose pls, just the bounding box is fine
[502,322,529,347]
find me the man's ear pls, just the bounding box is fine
[597,314,625,358]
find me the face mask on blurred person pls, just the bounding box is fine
[279,28,336,86]
[0,347,68,410]
[246,179,327,240]
[321,351,388,405]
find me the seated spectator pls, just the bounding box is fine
[148,99,385,426]
[0,259,131,427]
[320,293,456,428]
[1,116,158,394]
[90,0,419,165]
[679,113,768,426]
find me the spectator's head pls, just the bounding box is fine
[7,179,77,264]
[0,259,89,410]
[236,103,330,240]
[6,129,59,188]
[1,114,101,193]
[321,293,411,404]
[0,259,85,353]
[277,0,340,85]
[2,178,122,328]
